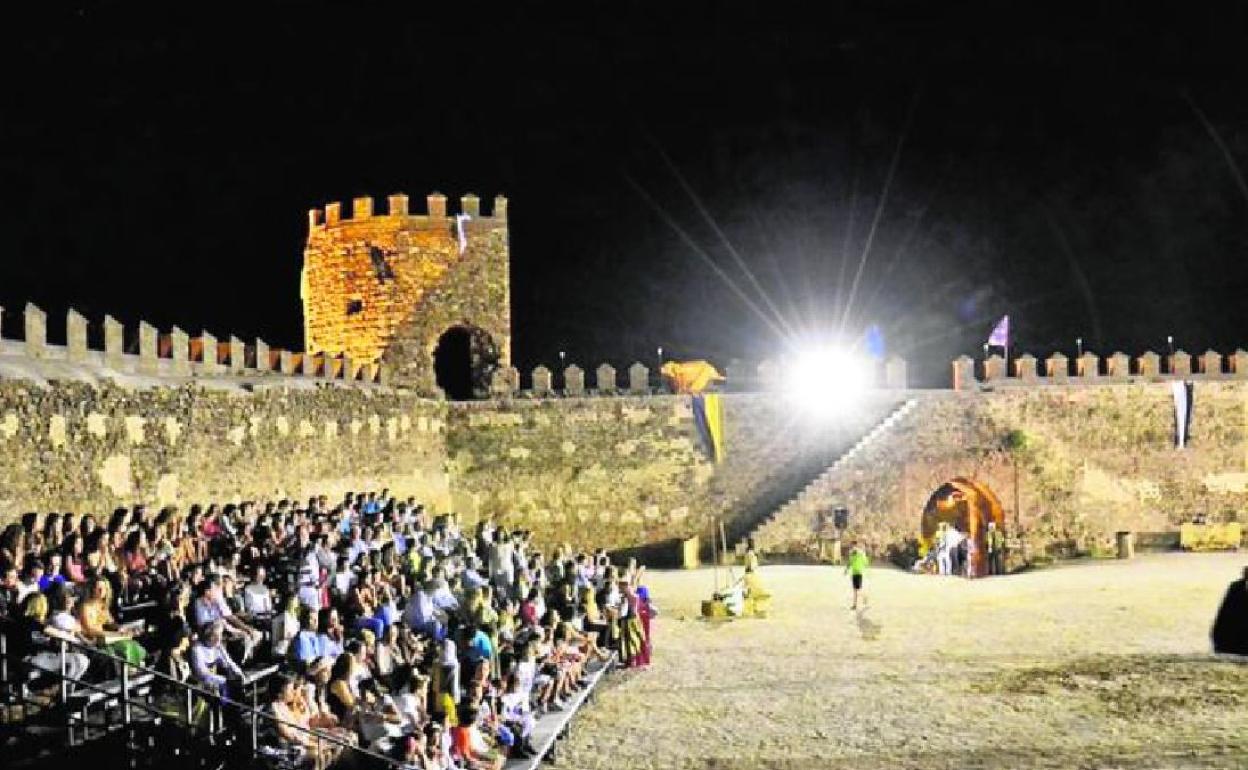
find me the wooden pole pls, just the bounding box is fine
[1013,453,1021,532]
[711,518,720,593]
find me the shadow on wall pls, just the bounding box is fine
[613,538,690,570]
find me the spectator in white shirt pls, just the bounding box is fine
[16,561,43,604]
[191,621,244,696]
[487,530,515,595]
[500,674,537,757]
[461,558,490,591]
[243,565,274,617]
[270,595,300,658]
[332,556,355,600]
[394,670,430,734]
[193,575,261,663]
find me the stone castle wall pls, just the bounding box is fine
[6,303,1247,560]
[0,370,816,552]
[754,382,1248,558]
[302,193,510,392]
[0,379,451,519]
[441,393,910,551]
[0,372,907,554]
[0,303,387,385]
[443,396,712,548]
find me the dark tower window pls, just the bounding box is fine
[434,327,474,401]
[346,299,364,315]
[369,245,395,283]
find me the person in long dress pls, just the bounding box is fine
[634,585,656,668]
[618,581,646,667]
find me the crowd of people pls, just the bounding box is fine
[911,521,1007,578]
[0,491,656,768]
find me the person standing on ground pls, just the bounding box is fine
[986,522,1005,576]
[845,542,869,610]
[948,525,964,576]
[935,523,952,576]
[743,538,760,573]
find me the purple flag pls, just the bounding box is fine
[987,315,1009,347]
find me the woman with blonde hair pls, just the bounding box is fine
[77,576,147,665]
[579,585,610,648]
[18,591,91,683]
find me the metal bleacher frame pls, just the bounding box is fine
[2,622,619,769]
[503,653,616,769]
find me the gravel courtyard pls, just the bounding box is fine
[552,553,1248,770]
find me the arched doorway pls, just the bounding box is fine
[433,325,499,400]
[919,477,1005,576]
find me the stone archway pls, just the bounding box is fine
[433,325,499,400]
[920,477,1005,576]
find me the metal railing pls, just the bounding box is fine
[5,622,623,769]
[1,626,407,770]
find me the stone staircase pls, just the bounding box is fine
[738,398,919,555]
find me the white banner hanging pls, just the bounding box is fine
[455,213,471,254]
[1172,380,1194,448]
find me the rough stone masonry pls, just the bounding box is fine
[302,192,510,394]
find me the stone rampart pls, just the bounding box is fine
[0,379,449,518]
[443,396,709,548]
[953,348,1246,390]
[9,299,1243,560]
[0,303,387,388]
[443,392,911,551]
[755,382,1248,558]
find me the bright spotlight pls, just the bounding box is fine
[784,349,871,417]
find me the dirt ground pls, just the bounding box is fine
[552,553,1248,770]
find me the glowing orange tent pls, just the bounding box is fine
[919,477,1005,577]
[661,360,725,394]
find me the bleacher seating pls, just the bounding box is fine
[0,490,653,769]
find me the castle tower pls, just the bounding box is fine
[301,192,510,395]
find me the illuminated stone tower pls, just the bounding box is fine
[301,192,510,395]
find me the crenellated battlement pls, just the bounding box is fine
[302,190,512,394]
[306,191,508,230]
[0,304,910,399]
[487,354,911,398]
[951,348,1248,390]
[0,303,388,389]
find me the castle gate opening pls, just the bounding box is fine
[433,325,498,400]
[919,477,1005,576]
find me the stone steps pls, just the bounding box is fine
[741,399,918,554]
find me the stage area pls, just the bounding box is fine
[552,553,1248,770]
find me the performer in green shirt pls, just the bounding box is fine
[845,542,869,610]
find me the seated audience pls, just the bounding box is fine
[190,620,244,697]
[0,489,653,766]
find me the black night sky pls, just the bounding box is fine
[3,2,1248,386]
